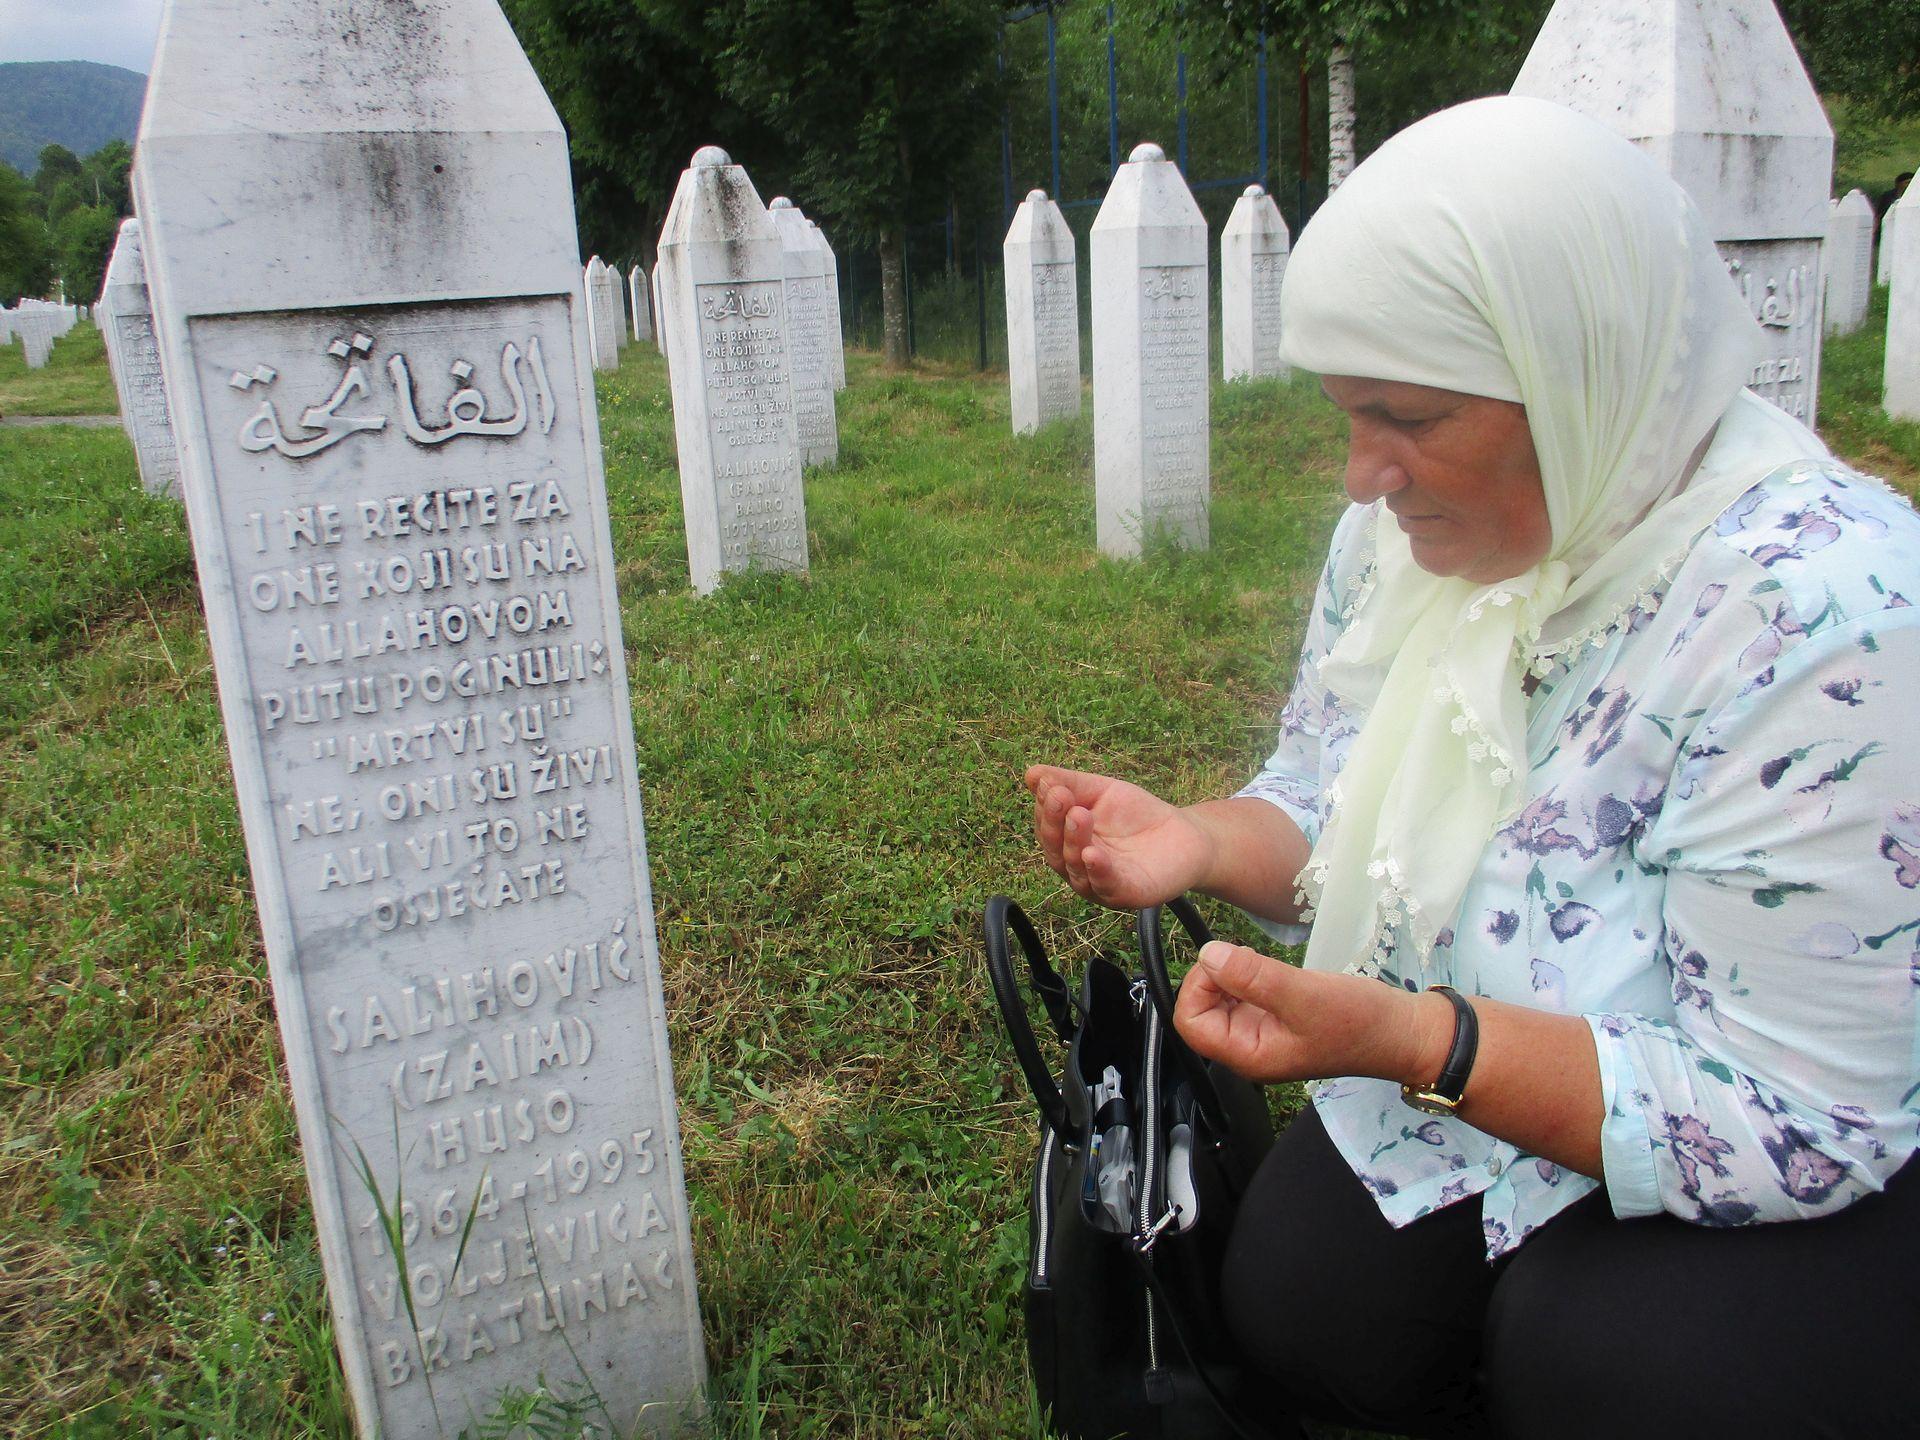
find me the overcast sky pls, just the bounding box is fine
[0,0,164,73]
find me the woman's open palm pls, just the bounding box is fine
[1024,764,1215,910]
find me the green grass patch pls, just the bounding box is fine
[0,322,120,418]
[0,327,1911,1437]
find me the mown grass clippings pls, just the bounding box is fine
[1,325,1908,1438]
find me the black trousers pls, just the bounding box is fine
[1221,1106,1920,1440]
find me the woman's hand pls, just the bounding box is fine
[1172,940,1446,1086]
[1024,764,1218,911]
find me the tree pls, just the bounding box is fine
[708,0,1004,368]
[54,203,118,305]
[1777,0,1920,123]
[0,161,52,305]
[501,0,787,266]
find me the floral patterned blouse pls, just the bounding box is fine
[1241,461,1920,1259]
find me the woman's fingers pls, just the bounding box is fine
[1194,940,1295,1014]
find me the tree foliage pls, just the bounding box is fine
[55,205,121,306]
[0,162,54,307]
[1778,0,1920,123]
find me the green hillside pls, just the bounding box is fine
[0,60,146,176]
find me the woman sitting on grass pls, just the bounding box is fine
[1027,96,1920,1438]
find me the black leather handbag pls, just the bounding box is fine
[984,895,1293,1440]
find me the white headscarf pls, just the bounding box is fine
[1277,96,1830,976]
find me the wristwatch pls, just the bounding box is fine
[1400,984,1479,1117]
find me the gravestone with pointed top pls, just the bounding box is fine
[809,221,846,390]
[1222,184,1290,383]
[131,3,705,1434]
[769,198,838,467]
[1004,189,1081,436]
[1824,191,1874,338]
[1887,184,1920,420]
[1512,0,1834,425]
[97,219,182,498]
[657,147,808,593]
[629,263,652,344]
[584,256,621,370]
[1091,143,1209,558]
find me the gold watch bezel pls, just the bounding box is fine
[1399,1083,1461,1116]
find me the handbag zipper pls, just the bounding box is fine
[1032,1125,1057,1287]
[1139,1001,1163,1372]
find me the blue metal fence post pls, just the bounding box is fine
[1047,3,1062,202]
[1256,31,1270,188]
[1176,45,1189,176]
[1001,26,1015,227]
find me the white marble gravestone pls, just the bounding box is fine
[1824,191,1874,338]
[809,221,846,390]
[1887,184,1920,421]
[769,198,838,467]
[629,264,653,344]
[1883,203,1903,289]
[584,256,621,371]
[1003,189,1081,436]
[0,307,13,345]
[658,147,808,593]
[131,4,705,1435]
[1222,184,1290,383]
[651,263,667,356]
[1091,143,1209,558]
[1513,0,1834,425]
[97,219,183,499]
[14,307,56,368]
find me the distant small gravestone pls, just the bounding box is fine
[1887,183,1920,420]
[1003,188,1081,436]
[769,198,838,467]
[1824,191,1874,338]
[584,256,620,371]
[809,221,846,390]
[1091,142,1209,558]
[628,263,652,344]
[96,218,182,499]
[13,307,57,368]
[0,307,13,345]
[131,2,705,1434]
[1222,183,1290,383]
[1513,0,1834,425]
[657,147,808,593]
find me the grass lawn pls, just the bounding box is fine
[1,304,1917,1438]
[0,322,120,418]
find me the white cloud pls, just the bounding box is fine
[0,0,165,74]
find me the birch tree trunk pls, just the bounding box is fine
[1327,44,1357,193]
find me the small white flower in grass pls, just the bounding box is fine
[213,1245,228,1258]
[260,1310,275,1324]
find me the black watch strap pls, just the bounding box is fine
[1400,984,1479,1114]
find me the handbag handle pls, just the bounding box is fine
[1137,896,1237,1138]
[984,895,1074,1138]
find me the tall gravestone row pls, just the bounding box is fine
[1513,0,1834,426]
[1091,142,1209,558]
[1003,189,1081,436]
[1222,183,1290,383]
[769,197,838,467]
[658,147,808,594]
[1823,191,1874,339]
[1888,183,1920,421]
[13,306,58,368]
[131,3,704,1434]
[96,218,183,499]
